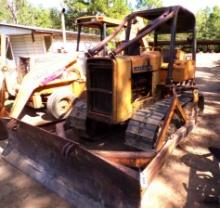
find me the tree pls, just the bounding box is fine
[0,0,12,22]
[196,7,210,39]
[207,6,220,39]
[64,0,130,29]
[196,6,220,40]
[106,0,130,19]
[136,0,162,9]
[49,8,62,29]
[0,0,54,27]
[7,0,32,24]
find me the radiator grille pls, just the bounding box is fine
[87,59,113,115]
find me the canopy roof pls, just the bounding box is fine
[133,6,195,34]
[87,6,196,56]
[76,16,122,28]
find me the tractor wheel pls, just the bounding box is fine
[47,90,75,119]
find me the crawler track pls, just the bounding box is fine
[125,94,194,151]
[66,100,88,138]
[68,94,194,151]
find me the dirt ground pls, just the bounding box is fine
[0,53,220,208]
[142,54,220,208]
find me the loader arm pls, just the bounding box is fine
[9,59,77,119]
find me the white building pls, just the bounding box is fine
[0,23,99,62]
[0,23,99,95]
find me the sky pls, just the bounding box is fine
[28,0,220,14]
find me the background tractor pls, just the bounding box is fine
[0,15,122,125]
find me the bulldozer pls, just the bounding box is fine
[0,15,122,125]
[1,6,204,208]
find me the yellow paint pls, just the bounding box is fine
[113,56,132,123]
[144,51,161,95]
[111,51,161,123]
[160,60,195,83]
[76,16,122,27]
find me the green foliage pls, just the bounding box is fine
[0,0,160,30]
[0,0,12,22]
[49,8,61,29]
[0,0,54,28]
[196,6,220,40]
[136,0,162,9]
[1,0,220,44]
[64,0,130,17]
[64,0,130,29]
[17,5,53,27]
[105,0,130,19]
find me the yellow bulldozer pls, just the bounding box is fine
[0,15,121,125]
[1,6,204,208]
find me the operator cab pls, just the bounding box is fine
[75,16,123,75]
[76,16,122,54]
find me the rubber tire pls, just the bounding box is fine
[47,90,75,119]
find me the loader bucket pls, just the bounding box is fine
[1,118,140,208]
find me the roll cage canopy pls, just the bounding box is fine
[76,16,122,29]
[133,6,195,34]
[88,6,196,58]
[87,6,196,84]
[76,16,122,51]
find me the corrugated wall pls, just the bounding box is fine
[0,25,31,35]
[52,34,99,53]
[10,34,46,61]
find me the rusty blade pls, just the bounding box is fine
[1,118,140,208]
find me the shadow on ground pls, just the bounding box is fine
[142,66,220,208]
[180,67,220,208]
[0,140,71,208]
[182,152,220,208]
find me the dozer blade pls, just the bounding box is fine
[0,118,140,208]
